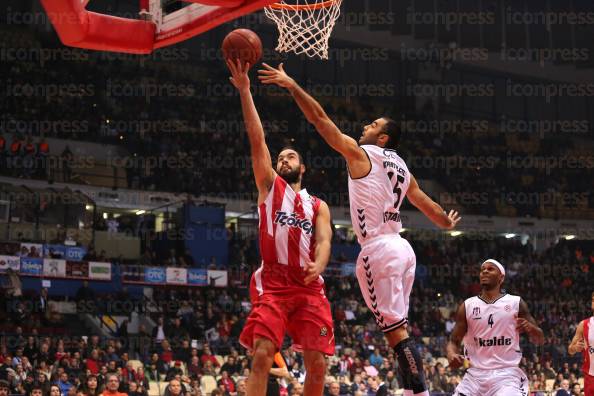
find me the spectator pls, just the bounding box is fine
[100,374,126,396]
[556,379,571,396]
[152,317,167,344]
[216,371,234,394]
[200,347,219,368]
[164,379,185,396]
[187,357,201,379]
[327,382,340,396]
[56,372,73,396]
[82,374,101,396]
[235,379,246,396]
[368,350,382,369]
[49,384,61,396]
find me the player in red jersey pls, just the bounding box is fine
[568,291,594,396]
[227,59,334,396]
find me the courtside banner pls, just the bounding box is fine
[20,243,43,258]
[65,246,87,261]
[66,261,89,278]
[166,267,188,285]
[19,258,43,276]
[187,269,208,286]
[88,262,112,280]
[207,270,228,287]
[43,259,67,277]
[144,267,166,284]
[0,255,20,272]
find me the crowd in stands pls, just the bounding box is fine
[1,27,593,220]
[0,236,592,395]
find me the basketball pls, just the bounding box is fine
[222,28,263,67]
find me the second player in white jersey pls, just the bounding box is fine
[448,259,544,396]
[348,145,410,242]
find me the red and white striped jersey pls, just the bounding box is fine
[253,175,325,296]
[582,317,594,376]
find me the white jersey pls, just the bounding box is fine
[463,294,522,370]
[347,145,410,244]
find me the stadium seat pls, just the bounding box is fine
[214,355,225,367]
[148,381,159,396]
[545,379,555,391]
[395,390,404,395]
[158,382,168,395]
[201,375,217,395]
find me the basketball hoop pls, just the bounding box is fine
[264,0,343,60]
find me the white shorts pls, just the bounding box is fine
[355,234,416,333]
[454,367,528,396]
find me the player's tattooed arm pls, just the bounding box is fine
[446,302,467,369]
[517,298,545,345]
[227,59,275,201]
[258,63,369,176]
[406,175,461,230]
[304,201,332,285]
[568,321,585,355]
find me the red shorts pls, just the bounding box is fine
[585,374,594,396]
[239,291,335,356]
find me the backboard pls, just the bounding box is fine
[39,0,278,54]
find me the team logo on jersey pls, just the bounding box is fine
[472,307,481,319]
[274,211,314,235]
[474,336,512,347]
[505,305,511,312]
[320,326,328,337]
[589,346,594,354]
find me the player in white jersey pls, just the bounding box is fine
[567,291,594,395]
[259,63,461,396]
[446,259,544,396]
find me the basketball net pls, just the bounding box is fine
[264,0,343,60]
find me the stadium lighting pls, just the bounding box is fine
[399,228,406,233]
[505,233,516,239]
[565,235,576,240]
[85,204,93,211]
[450,231,462,237]
[136,210,146,215]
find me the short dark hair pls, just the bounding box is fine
[0,380,9,389]
[381,117,401,149]
[278,146,304,165]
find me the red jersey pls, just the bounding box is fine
[583,317,594,376]
[254,175,325,296]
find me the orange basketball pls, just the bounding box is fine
[222,28,263,68]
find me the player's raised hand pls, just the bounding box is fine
[445,210,461,230]
[258,63,295,89]
[303,260,324,285]
[226,58,251,91]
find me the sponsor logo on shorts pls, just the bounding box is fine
[589,346,594,354]
[320,327,328,337]
[474,336,512,347]
[274,211,314,235]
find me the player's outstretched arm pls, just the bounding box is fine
[406,175,461,230]
[446,302,467,369]
[258,63,367,166]
[568,321,585,355]
[227,59,275,200]
[304,201,332,285]
[517,298,545,345]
